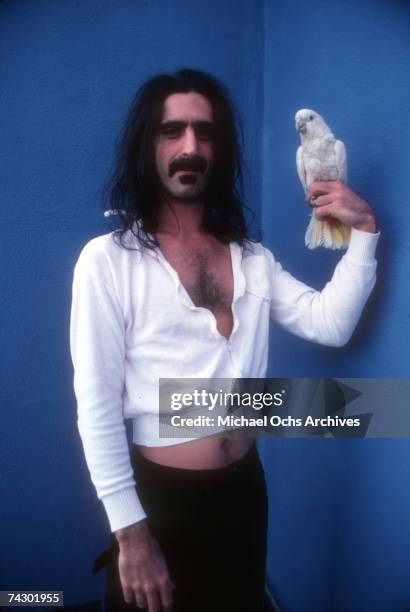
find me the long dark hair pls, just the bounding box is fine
[103,68,257,249]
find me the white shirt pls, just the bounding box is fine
[69,226,379,531]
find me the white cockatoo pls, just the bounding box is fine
[295,108,351,249]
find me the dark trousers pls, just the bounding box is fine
[100,442,268,612]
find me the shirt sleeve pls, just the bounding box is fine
[268,228,380,347]
[69,239,147,532]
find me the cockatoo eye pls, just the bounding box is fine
[309,115,314,121]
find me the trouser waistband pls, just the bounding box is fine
[131,440,260,486]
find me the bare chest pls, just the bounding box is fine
[158,240,234,338]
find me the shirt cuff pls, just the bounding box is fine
[345,227,380,264]
[101,487,148,532]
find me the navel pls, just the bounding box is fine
[220,436,233,452]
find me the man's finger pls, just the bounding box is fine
[123,586,135,604]
[134,589,147,609]
[314,204,335,220]
[159,581,175,612]
[146,587,161,612]
[306,180,340,201]
[306,186,328,202]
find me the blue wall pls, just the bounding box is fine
[1,0,410,610]
[260,1,410,610]
[262,0,410,378]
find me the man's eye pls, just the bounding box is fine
[162,127,180,138]
[196,128,213,141]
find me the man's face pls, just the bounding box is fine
[154,92,215,202]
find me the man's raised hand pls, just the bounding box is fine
[306,180,376,233]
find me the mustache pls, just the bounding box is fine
[168,155,207,177]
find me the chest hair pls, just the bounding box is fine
[190,253,232,312]
[180,249,232,314]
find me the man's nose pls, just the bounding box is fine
[181,127,198,155]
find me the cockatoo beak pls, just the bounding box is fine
[296,118,307,133]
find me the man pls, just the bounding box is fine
[69,69,379,612]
